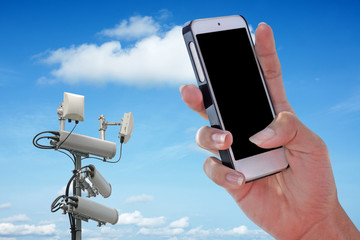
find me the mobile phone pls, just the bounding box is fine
[182,15,288,182]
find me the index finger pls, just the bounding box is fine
[180,84,208,120]
[255,22,294,114]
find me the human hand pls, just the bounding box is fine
[180,22,360,239]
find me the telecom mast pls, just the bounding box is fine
[33,92,134,240]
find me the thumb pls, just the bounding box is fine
[249,111,327,155]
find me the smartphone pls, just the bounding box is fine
[182,15,288,182]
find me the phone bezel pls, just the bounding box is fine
[189,15,288,181]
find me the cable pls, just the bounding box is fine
[69,213,76,240]
[102,138,123,163]
[51,166,88,237]
[36,126,77,238]
[81,136,124,164]
[33,130,77,165]
[65,166,92,197]
[33,131,59,149]
[57,121,78,150]
[50,194,76,239]
[51,195,67,213]
[57,149,75,164]
[65,171,79,198]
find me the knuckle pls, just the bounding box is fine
[263,67,282,81]
[275,111,298,137]
[196,126,229,150]
[277,111,296,125]
[196,126,209,147]
[314,135,329,154]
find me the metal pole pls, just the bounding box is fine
[73,154,82,240]
[99,115,106,140]
[57,103,65,131]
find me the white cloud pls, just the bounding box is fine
[0,223,56,236]
[213,225,248,235]
[0,214,31,223]
[37,16,195,87]
[125,194,154,203]
[117,211,165,227]
[231,225,248,234]
[186,225,267,238]
[82,226,131,240]
[36,15,260,88]
[0,203,11,209]
[169,217,189,228]
[186,226,210,236]
[100,16,160,40]
[137,227,184,236]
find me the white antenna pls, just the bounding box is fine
[63,92,85,122]
[33,92,134,240]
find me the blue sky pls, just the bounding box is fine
[0,0,359,239]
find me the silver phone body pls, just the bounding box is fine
[183,15,288,181]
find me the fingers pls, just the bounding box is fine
[249,111,328,156]
[203,157,245,189]
[255,23,282,82]
[255,23,294,114]
[249,111,332,198]
[196,126,233,155]
[180,84,208,120]
[181,23,293,118]
[198,128,251,202]
[203,157,253,203]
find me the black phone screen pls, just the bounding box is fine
[196,28,275,160]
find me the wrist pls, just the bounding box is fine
[300,203,360,240]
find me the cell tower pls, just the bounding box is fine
[33,92,134,240]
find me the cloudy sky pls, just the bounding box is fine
[1,0,359,239]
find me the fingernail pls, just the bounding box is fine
[249,127,275,146]
[226,173,244,186]
[211,132,228,146]
[179,84,186,94]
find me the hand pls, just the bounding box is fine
[180,22,360,239]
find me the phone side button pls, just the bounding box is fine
[189,42,205,83]
[206,105,221,129]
